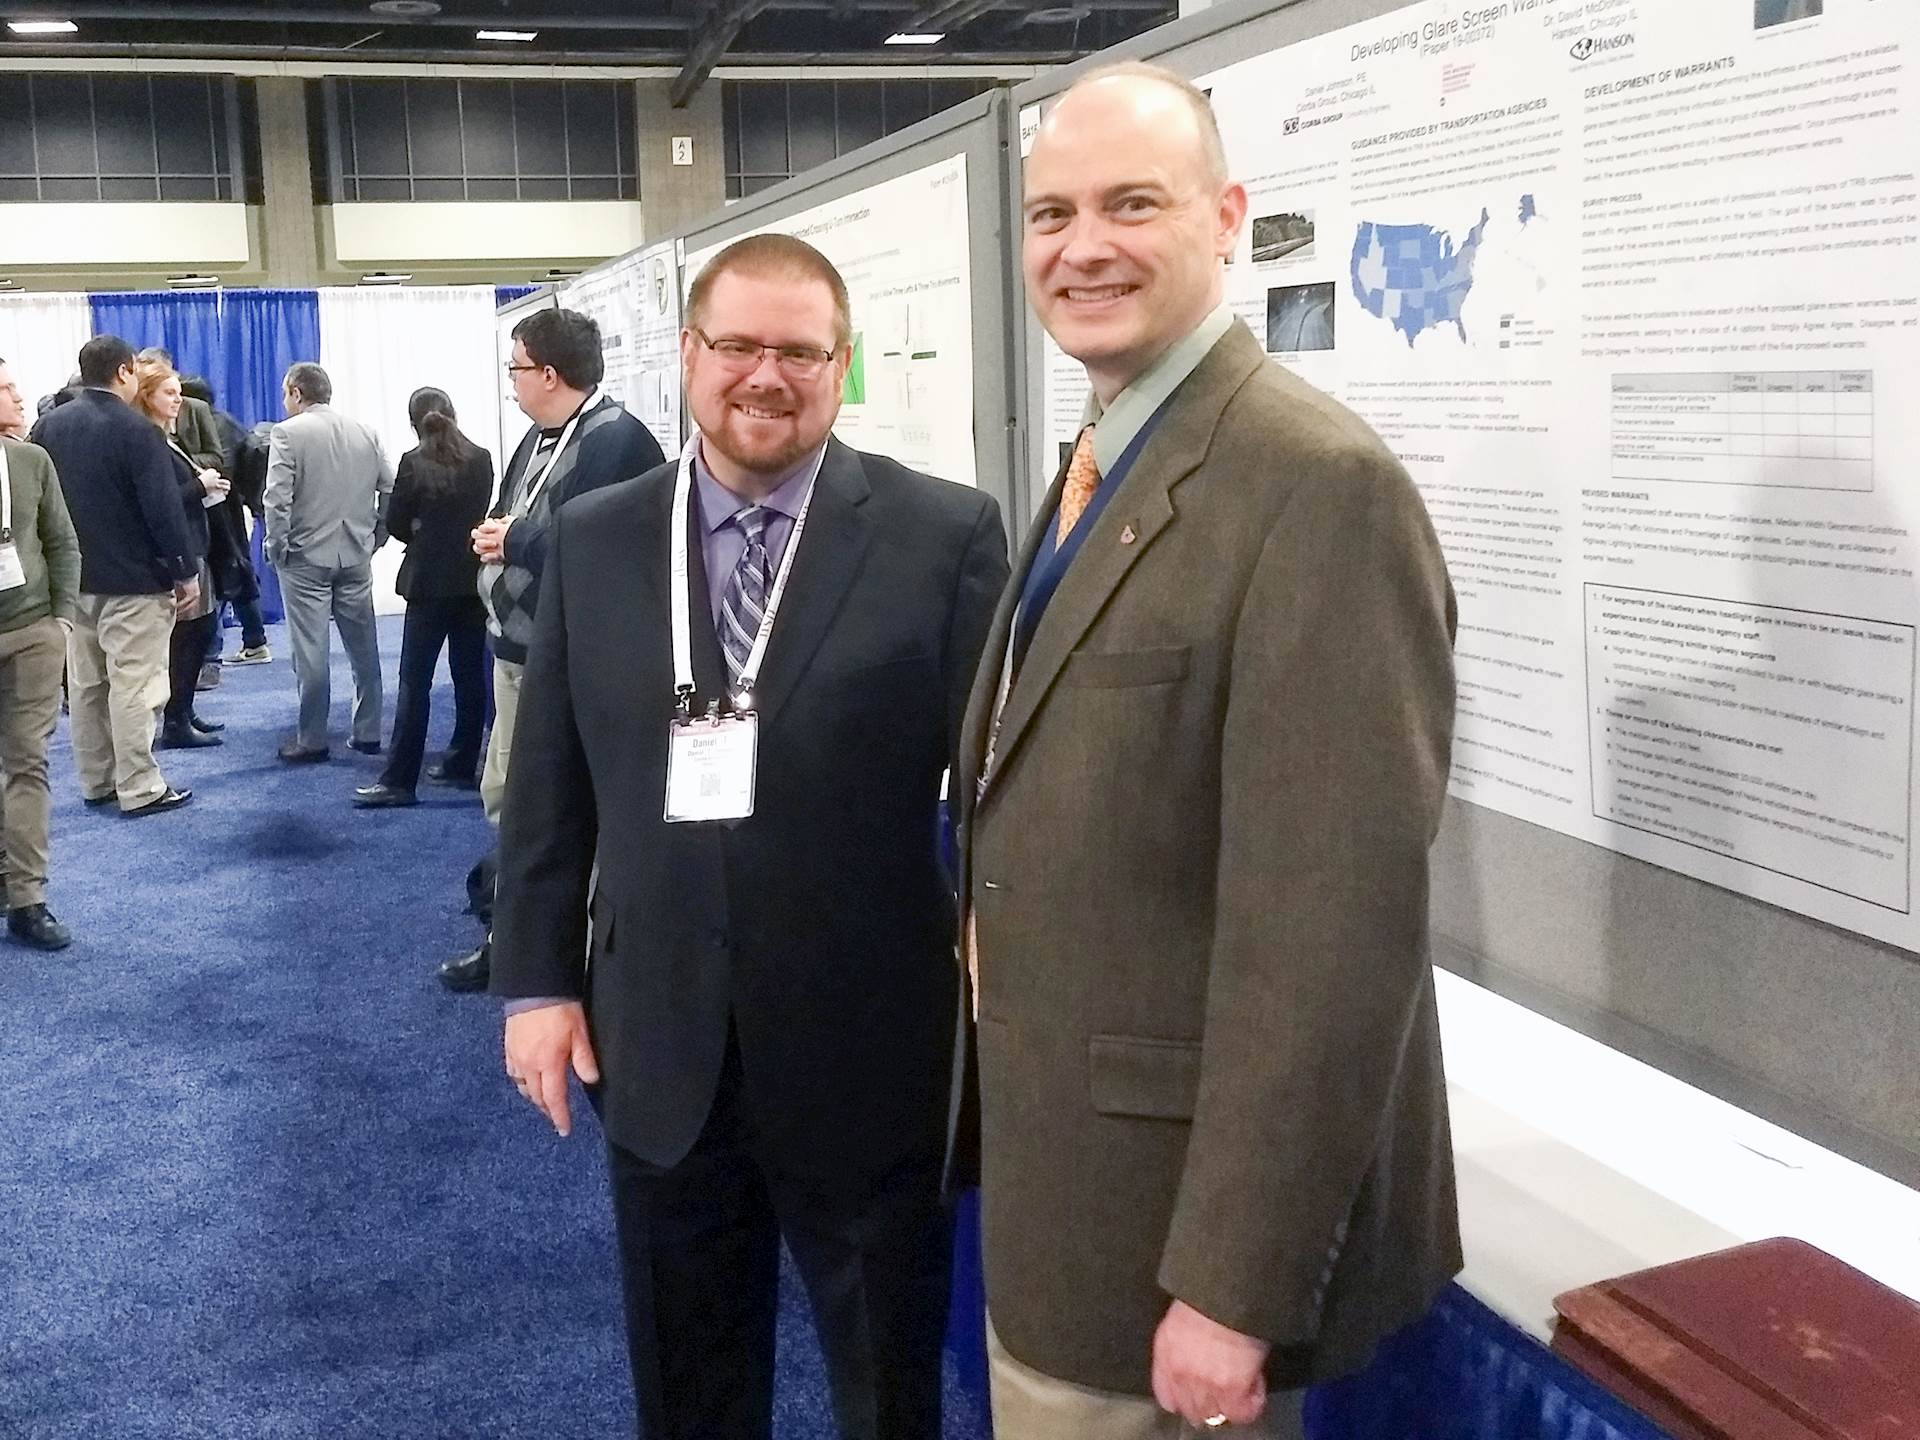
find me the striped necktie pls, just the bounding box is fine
[719,506,772,689]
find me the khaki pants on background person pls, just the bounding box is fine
[479,656,523,827]
[0,616,68,904]
[279,556,383,753]
[987,1320,1305,1440]
[67,592,174,811]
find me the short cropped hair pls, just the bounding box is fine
[511,308,604,392]
[284,362,332,406]
[687,233,851,351]
[137,345,174,366]
[1065,60,1228,188]
[78,335,137,388]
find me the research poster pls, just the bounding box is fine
[493,291,554,475]
[1039,0,1920,948]
[560,241,683,448]
[684,153,978,486]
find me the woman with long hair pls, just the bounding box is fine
[353,387,493,807]
[133,358,228,749]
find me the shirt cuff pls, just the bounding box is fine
[504,996,571,1016]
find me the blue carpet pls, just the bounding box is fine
[0,615,988,1439]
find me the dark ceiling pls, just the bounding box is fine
[0,1,1176,103]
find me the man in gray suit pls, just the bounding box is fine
[959,64,1459,1438]
[264,362,390,763]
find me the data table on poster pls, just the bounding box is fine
[1612,372,1875,491]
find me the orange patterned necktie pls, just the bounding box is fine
[1056,426,1101,547]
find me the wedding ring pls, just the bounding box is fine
[1204,1417,1229,1430]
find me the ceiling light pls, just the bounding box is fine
[166,274,219,289]
[477,29,538,41]
[884,32,943,44]
[0,279,19,291]
[358,271,413,285]
[367,1,441,15]
[7,20,80,34]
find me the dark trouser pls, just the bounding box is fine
[380,596,487,793]
[606,1035,953,1440]
[165,613,216,725]
[203,599,268,662]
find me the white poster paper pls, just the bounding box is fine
[1040,0,1920,948]
[685,153,978,487]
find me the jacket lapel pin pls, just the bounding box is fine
[1120,522,1137,545]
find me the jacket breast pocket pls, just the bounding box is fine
[1088,1034,1201,1120]
[1062,645,1189,690]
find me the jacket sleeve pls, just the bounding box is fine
[129,424,197,583]
[388,454,419,545]
[489,507,597,1000]
[263,423,294,563]
[943,493,1011,779]
[181,401,226,475]
[36,452,80,622]
[1154,449,1456,1347]
[372,424,395,531]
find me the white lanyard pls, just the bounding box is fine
[669,432,826,713]
[517,391,599,515]
[0,443,12,541]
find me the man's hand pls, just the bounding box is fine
[172,577,201,617]
[197,468,230,499]
[503,1002,600,1137]
[472,516,512,565]
[1151,1299,1270,1429]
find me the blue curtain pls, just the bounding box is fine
[495,285,537,308]
[87,291,224,388]
[219,288,320,429]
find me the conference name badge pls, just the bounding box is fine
[0,540,24,593]
[665,709,758,823]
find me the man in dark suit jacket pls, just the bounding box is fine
[492,234,1008,1440]
[30,335,198,817]
[958,65,1460,1437]
[439,306,665,993]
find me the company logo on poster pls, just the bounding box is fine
[1570,33,1635,60]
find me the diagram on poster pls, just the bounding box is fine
[1036,0,1920,950]
[560,240,682,450]
[684,153,977,487]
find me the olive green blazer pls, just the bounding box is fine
[958,320,1462,1395]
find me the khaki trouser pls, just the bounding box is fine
[67,592,174,810]
[988,1319,1304,1440]
[0,616,69,905]
[480,656,523,828]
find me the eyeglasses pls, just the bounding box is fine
[691,328,836,380]
[504,362,544,377]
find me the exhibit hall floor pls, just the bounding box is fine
[0,617,987,1440]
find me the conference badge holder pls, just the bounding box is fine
[665,696,758,823]
[0,446,24,592]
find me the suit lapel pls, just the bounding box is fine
[978,327,1267,805]
[747,437,872,727]
[680,476,731,703]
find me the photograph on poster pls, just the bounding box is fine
[1755,0,1822,29]
[1252,210,1316,263]
[1266,281,1335,353]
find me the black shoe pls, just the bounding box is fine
[157,721,222,749]
[7,903,71,951]
[189,712,225,734]
[353,783,418,809]
[348,738,382,756]
[277,742,330,764]
[426,761,478,788]
[82,792,116,808]
[122,787,192,817]
[438,944,490,993]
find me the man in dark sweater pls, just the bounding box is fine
[30,336,197,817]
[0,357,81,949]
[440,307,664,992]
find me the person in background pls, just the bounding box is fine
[0,357,80,948]
[178,375,270,672]
[29,335,196,816]
[132,358,227,751]
[960,64,1459,1439]
[353,388,493,809]
[437,307,664,994]
[264,362,390,764]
